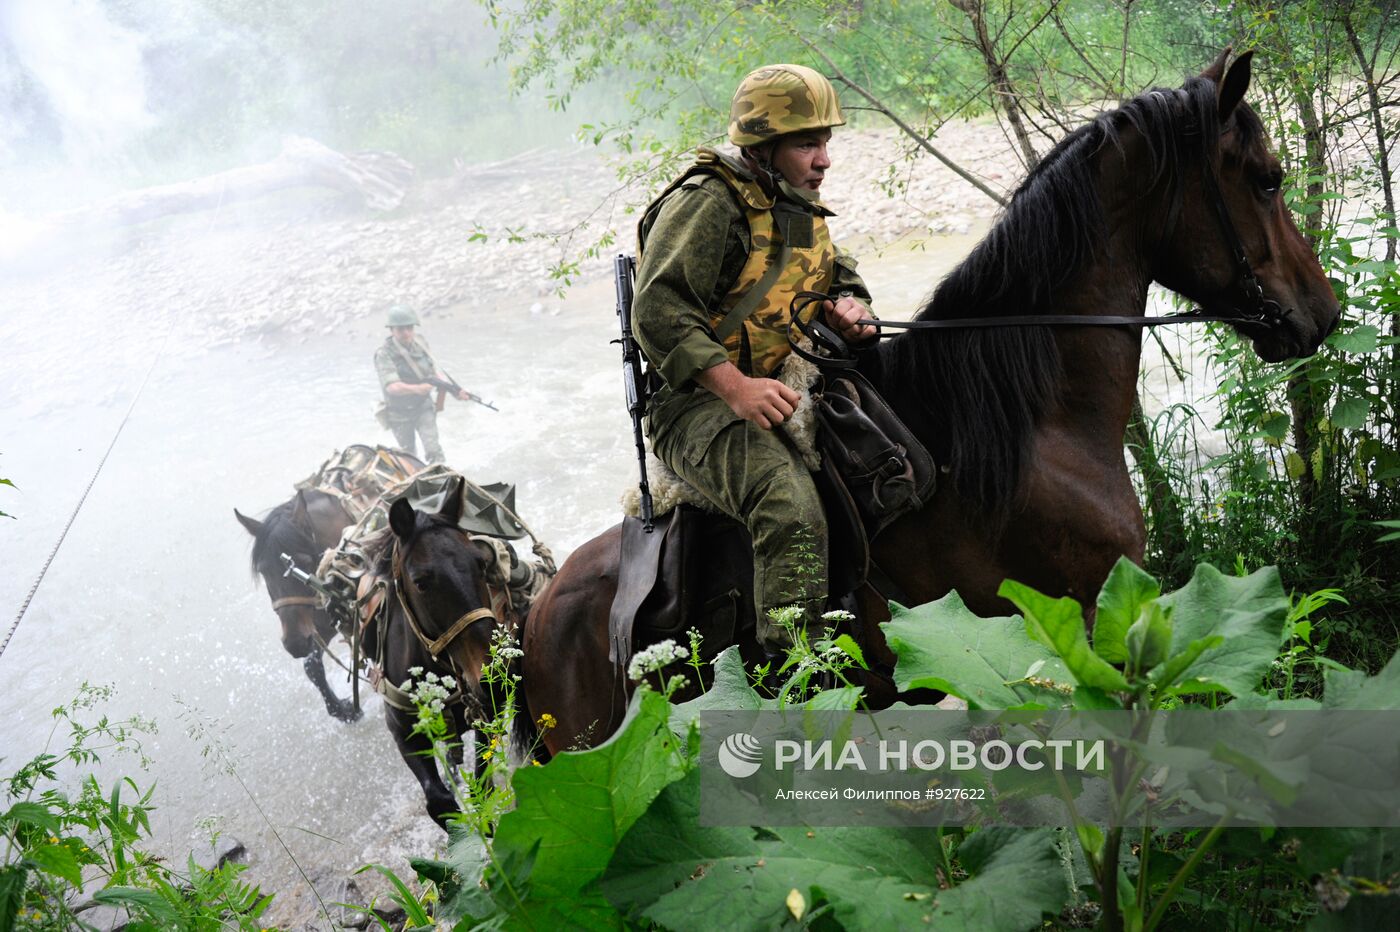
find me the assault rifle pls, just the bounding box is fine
[281,553,362,714]
[414,372,499,413]
[614,253,654,531]
[280,553,352,620]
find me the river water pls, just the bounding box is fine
[0,205,1218,922]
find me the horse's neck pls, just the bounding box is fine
[1044,169,1154,440]
[1048,285,1148,439]
[306,491,352,552]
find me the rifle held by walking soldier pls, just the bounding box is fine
[412,373,499,412]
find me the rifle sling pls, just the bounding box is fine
[714,242,792,341]
[390,338,434,383]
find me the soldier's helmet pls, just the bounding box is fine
[728,64,845,148]
[385,305,420,327]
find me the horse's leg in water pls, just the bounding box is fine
[302,647,361,723]
[384,704,458,829]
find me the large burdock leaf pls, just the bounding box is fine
[1093,557,1162,664]
[602,771,1069,931]
[1156,564,1288,697]
[1000,581,1130,692]
[882,593,1067,709]
[483,688,692,929]
[674,647,777,717]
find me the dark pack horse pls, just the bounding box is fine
[519,50,1343,756]
[356,480,526,828]
[236,490,362,722]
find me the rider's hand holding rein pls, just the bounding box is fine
[697,361,800,430]
[824,294,876,342]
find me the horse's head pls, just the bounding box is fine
[236,490,345,657]
[388,479,502,702]
[1154,49,1341,361]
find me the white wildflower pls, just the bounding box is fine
[627,639,690,682]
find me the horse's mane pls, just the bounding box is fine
[248,497,319,576]
[877,74,1242,522]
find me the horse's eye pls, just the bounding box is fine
[1259,171,1284,196]
[412,573,434,592]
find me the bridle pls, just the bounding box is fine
[390,527,500,667]
[265,493,356,618]
[270,594,320,613]
[1194,141,1286,328]
[786,125,1287,368]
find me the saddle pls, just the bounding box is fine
[608,369,936,668]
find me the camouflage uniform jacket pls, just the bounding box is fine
[374,335,437,419]
[633,149,872,442]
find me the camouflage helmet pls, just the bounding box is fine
[385,305,420,327]
[728,64,845,147]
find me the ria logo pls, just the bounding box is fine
[718,732,764,778]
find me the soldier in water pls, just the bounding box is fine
[373,306,473,464]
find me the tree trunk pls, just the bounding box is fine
[1125,395,1191,582]
[1288,85,1329,525]
[6,138,415,261]
[949,0,1041,169]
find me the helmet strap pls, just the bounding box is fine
[740,143,784,195]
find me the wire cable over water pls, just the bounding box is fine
[1,328,173,661]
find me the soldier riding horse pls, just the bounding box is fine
[518,50,1342,757]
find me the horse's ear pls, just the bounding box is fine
[1202,46,1232,84]
[290,489,310,525]
[234,508,263,537]
[389,497,417,540]
[440,477,465,523]
[1217,49,1253,124]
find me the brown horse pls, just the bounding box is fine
[236,489,361,722]
[364,482,516,827]
[519,51,1342,757]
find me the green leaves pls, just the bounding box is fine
[883,594,1067,709]
[1327,323,1380,355]
[602,772,1069,931]
[674,647,776,715]
[1,801,61,838]
[0,866,25,931]
[1156,564,1289,697]
[92,886,178,924]
[1093,559,1162,665]
[884,561,1291,707]
[455,688,693,929]
[1000,581,1130,693]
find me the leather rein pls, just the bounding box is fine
[787,142,1285,367]
[389,526,504,663]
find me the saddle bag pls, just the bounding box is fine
[815,369,936,537]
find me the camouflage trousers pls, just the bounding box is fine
[652,393,827,652]
[388,408,445,465]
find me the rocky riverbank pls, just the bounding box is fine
[2,121,1022,350]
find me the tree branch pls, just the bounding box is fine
[792,33,1009,207]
